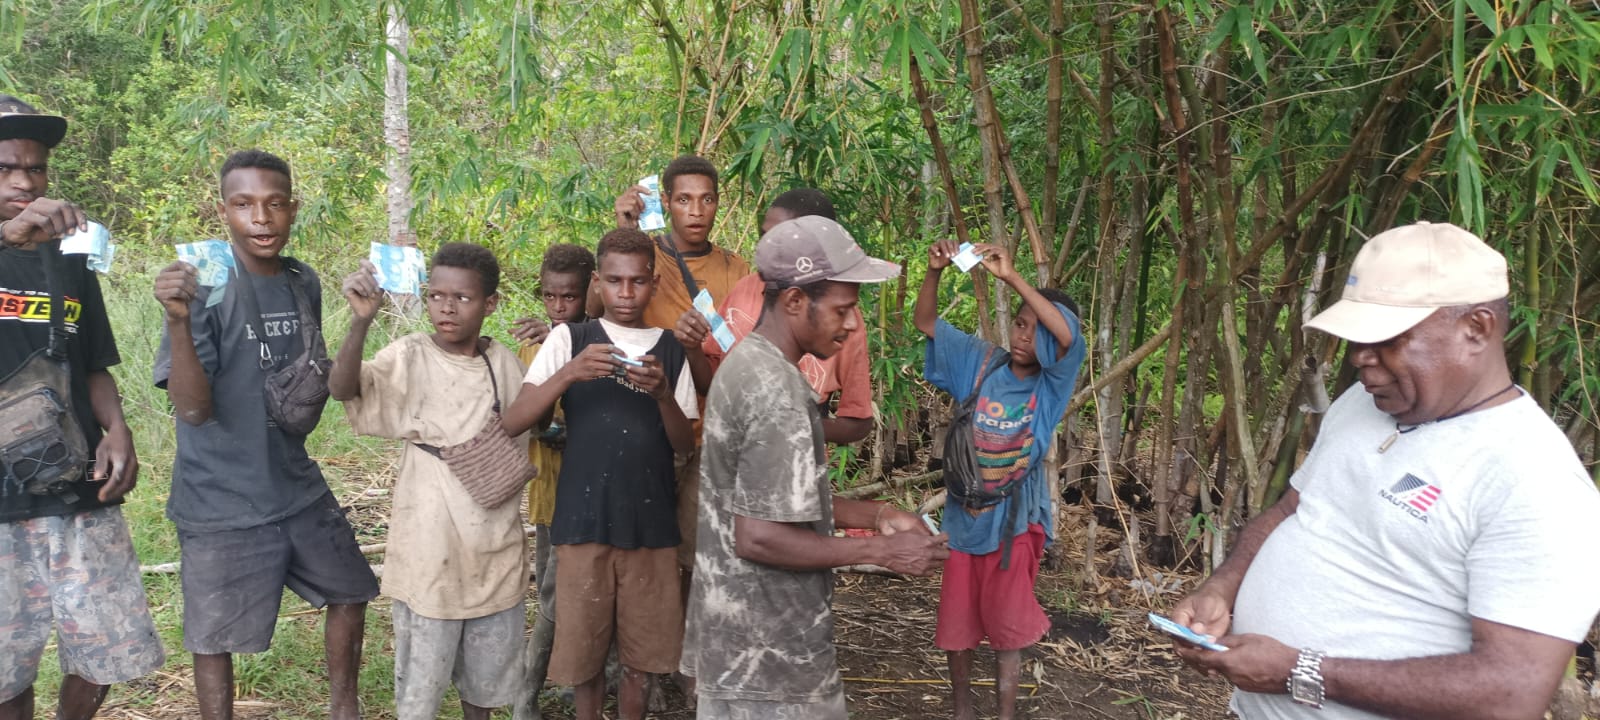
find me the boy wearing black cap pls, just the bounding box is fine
[0,95,163,720]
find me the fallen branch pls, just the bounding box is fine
[839,470,942,499]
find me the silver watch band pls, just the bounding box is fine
[1287,648,1326,708]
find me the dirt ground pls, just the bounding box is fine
[94,488,1233,719]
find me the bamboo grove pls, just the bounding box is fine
[1,0,1596,573]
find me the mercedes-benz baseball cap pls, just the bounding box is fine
[756,216,901,287]
[0,96,68,149]
[1305,221,1508,344]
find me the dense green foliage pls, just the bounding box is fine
[4,0,1597,562]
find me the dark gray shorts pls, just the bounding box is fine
[178,492,379,655]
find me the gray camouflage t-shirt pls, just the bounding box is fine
[681,332,840,704]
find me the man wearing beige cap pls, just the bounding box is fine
[0,96,164,719]
[1169,221,1600,719]
[682,216,948,719]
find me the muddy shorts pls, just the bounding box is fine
[178,492,379,655]
[0,506,166,702]
[393,599,525,717]
[935,523,1051,652]
[549,543,682,684]
[696,689,847,720]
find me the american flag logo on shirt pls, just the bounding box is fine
[1389,474,1442,513]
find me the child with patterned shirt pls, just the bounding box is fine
[913,240,1086,720]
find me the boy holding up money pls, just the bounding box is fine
[153,150,377,720]
[913,240,1085,720]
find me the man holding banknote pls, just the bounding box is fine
[0,94,163,720]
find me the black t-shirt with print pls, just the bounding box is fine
[551,319,687,549]
[0,246,122,522]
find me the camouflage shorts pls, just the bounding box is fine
[0,506,166,702]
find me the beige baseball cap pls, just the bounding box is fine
[1305,221,1508,344]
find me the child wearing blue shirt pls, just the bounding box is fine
[914,240,1085,720]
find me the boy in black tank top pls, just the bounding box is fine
[503,229,696,720]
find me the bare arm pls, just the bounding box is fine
[1323,620,1574,720]
[822,415,872,445]
[502,343,617,437]
[326,315,371,401]
[154,261,211,425]
[162,317,213,425]
[734,500,946,575]
[1193,616,1573,720]
[913,241,956,338]
[86,371,138,501]
[655,393,694,455]
[327,261,383,402]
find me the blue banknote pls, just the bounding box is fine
[369,242,425,295]
[176,239,236,307]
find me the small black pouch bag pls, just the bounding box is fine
[941,346,1037,568]
[232,254,333,436]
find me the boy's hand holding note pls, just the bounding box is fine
[342,260,384,322]
[692,289,736,352]
[638,175,666,232]
[175,239,235,307]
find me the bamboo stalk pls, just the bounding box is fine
[909,58,995,340]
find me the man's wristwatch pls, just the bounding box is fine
[1287,648,1327,708]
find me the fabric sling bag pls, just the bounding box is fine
[231,253,333,436]
[414,346,536,509]
[941,345,1039,569]
[0,241,92,501]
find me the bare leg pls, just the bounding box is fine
[461,700,494,720]
[997,649,1022,720]
[619,666,649,720]
[194,653,234,720]
[574,672,606,720]
[325,603,367,720]
[55,675,110,720]
[948,650,975,720]
[0,686,35,720]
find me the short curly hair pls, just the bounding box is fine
[432,242,501,296]
[596,228,655,271]
[219,149,293,194]
[541,243,596,278]
[663,155,718,195]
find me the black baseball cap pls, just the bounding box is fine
[0,95,68,149]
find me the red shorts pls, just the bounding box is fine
[934,523,1050,652]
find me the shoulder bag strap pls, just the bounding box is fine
[38,240,70,361]
[228,249,276,371]
[656,235,700,298]
[281,258,328,360]
[415,344,500,458]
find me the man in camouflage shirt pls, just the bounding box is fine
[681,216,948,719]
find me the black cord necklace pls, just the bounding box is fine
[1377,383,1519,453]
